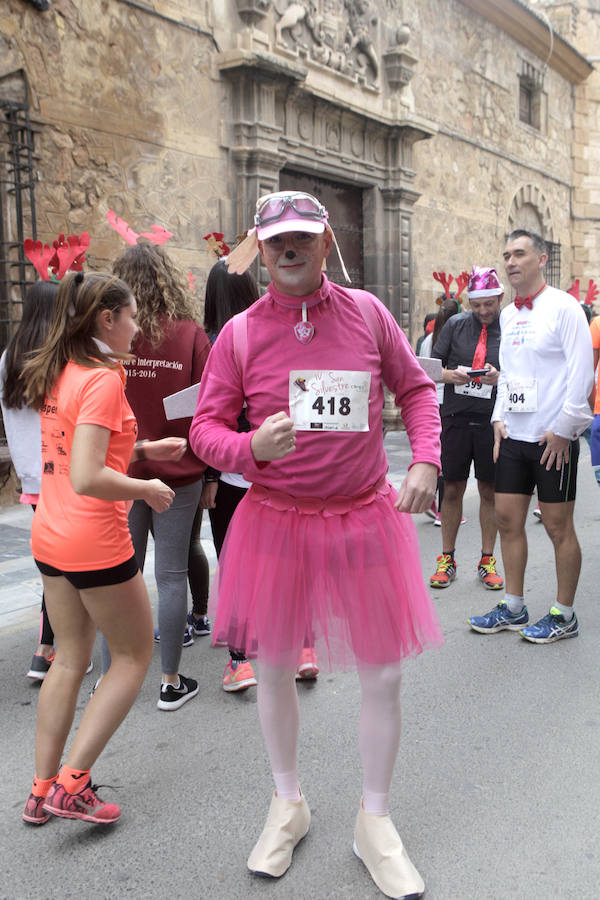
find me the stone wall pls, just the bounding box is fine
[565,1,600,282]
[1,0,226,292]
[1,0,589,328]
[410,0,577,328]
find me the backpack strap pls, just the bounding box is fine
[232,309,249,381]
[346,288,384,352]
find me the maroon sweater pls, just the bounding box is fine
[125,316,211,488]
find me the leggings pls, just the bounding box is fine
[209,480,248,659]
[208,480,247,557]
[257,661,403,814]
[188,505,210,618]
[101,480,203,675]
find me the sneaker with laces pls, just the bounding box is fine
[26,652,55,681]
[477,555,504,590]
[296,648,319,680]
[429,554,457,588]
[154,624,194,647]
[43,781,120,824]
[520,608,578,643]
[157,673,199,710]
[468,601,529,633]
[187,613,211,636]
[23,792,51,825]
[533,505,542,520]
[222,659,258,692]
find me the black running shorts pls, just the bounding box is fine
[34,554,139,589]
[494,436,579,502]
[441,413,496,483]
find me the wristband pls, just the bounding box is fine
[137,439,148,461]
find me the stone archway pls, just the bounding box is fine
[507,184,554,240]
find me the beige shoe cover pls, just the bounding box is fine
[247,791,311,878]
[354,805,425,899]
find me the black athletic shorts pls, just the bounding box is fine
[34,554,139,589]
[494,436,579,502]
[441,412,495,483]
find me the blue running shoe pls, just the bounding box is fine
[187,612,211,636]
[154,624,194,647]
[520,607,578,643]
[468,601,529,633]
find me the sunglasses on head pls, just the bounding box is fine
[254,192,328,227]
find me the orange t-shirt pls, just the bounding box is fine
[590,317,600,414]
[31,362,137,570]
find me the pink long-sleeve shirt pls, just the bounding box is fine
[189,276,441,499]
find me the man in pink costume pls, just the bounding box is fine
[189,190,443,899]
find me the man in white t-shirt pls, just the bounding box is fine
[468,229,593,642]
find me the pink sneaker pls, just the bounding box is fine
[43,781,120,824]
[296,648,319,680]
[222,659,257,692]
[23,792,51,825]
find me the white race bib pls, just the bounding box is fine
[289,370,371,432]
[454,381,493,399]
[506,377,538,412]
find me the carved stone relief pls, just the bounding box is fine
[273,0,381,85]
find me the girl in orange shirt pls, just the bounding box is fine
[21,271,183,826]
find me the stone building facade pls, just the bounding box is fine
[0,0,597,497]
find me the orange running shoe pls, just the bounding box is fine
[477,555,504,590]
[429,554,457,588]
[296,648,319,680]
[222,659,257,692]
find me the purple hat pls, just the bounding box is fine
[467,266,504,298]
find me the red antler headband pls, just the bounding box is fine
[433,271,453,298]
[106,210,174,246]
[566,279,580,301]
[567,278,598,307]
[433,271,463,309]
[454,271,470,299]
[23,232,90,281]
[585,279,598,307]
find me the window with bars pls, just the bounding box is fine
[0,98,37,447]
[519,61,544,131]
[545,240,561,288]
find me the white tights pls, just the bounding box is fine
[257,661,402,814]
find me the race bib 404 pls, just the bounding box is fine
[289,370,371,431]
[506,377,538,413]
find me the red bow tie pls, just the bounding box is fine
[514,295,533,310]
[514,283,546,311]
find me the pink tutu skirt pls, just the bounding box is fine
[210,478,443,670]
